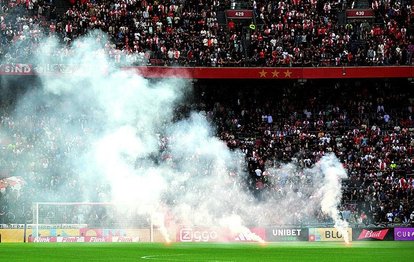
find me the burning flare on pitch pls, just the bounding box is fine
[220,215,266,244]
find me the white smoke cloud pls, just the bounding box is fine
[318,154,350,243]
[1,32,349,241]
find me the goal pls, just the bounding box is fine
[31,202,155,240]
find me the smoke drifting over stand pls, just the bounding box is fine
[1,33,349,239]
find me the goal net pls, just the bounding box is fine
[30,202,162,242]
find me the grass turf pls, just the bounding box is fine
[0,242,413,261]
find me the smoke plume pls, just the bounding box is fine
[319,154,350,243]
[1,32,349,241]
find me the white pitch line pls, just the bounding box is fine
[140,254,234,261]
[141,254,185,261]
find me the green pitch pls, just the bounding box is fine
[0,242,413,261]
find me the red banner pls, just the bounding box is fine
[0,64,412,79]
[127,66,414,79]
[358,229,389,240]
[346,9,375,18]
[226,10,254,19]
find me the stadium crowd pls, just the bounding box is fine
[0,0,413,227]
[0,0,412,66]
[1,78,414,227]
[193,79,414,226]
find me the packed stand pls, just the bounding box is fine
[0,0,412,66]
[2,78,414,226]
[247,0,413,66]
[192,79,414,226]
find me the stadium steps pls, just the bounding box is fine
[54,0,73,16]
[337,10,346,25]
[354,0,370,8]
[349,39,367,53]
[217,11,227,26]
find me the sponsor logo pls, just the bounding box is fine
[33,237,52,243]
[358,229,389,240]
[29,236,140,243]
[88,237,107,242]
[266,228,307,241]
[309,228,352,242]
[57,237,85,242]
[179,228,218,242]
[396,232,414,237]
[234,228,266,242]
[394,228,414,241]
[234,232,259,242]
[325,231,344,239]
[112,236,140,242]
[272,229,302,236]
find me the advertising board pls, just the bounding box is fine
[309,228,352,242]
[176,227,266,242]
[353,228,393,241]
[266,228,308,241]
[27,236,140,242]
[394,228,414,241]
[0,229,25,242]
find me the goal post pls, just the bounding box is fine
[31,202,155,241]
